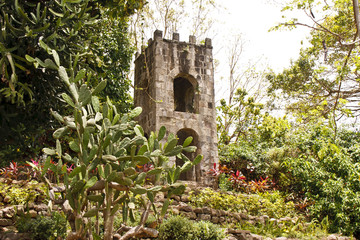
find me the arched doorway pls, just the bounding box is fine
[173,75,198,113]
[176,128,201,181]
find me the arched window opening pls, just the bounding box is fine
[174,77,195,113]
[176,128,200,181]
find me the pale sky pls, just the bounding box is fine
[212,0,311,100]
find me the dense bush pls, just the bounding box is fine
[218,116,360,237]
[0,180,47,205]
[16,212,67,240]
[158,215,225,240]
[189,188,297,219]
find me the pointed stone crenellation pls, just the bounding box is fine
[134,30,218,184]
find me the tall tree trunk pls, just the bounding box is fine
[353,0,360,38]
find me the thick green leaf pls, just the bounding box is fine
[92,96,100,112]
[74,69,86,83]
[43,148,56,155]
[181,161,192,173]
[193,155,203,165]
[135,172,147,184]
[124,167,136,176]
[69,83,79,102]
[69,141,80,152]
[105,163,112,176]
[56,139,62,157]
[58,66,70,86]
[62,93,75,107]
[183,146,197,152]
[92,80,107,95]
[134,155,150,165]
[149,186,162,192]
[131,185,147,195]
[158,126,166,141]
[161,199,170,217]
[102,155,117,161]
[147,168,162,175]
[88,194,104,203]
[44,58,58,70]
[138,145,148,155]
[79,84,92,106]
[129,107,142,118]
[166,145,182,156]
[53,126,68,139]
[69,166,81,178]
[147,191,154,203]
[165,138,178,154]
[183,136,193,147]
[84,176,98,189]
[83,207,98,218]
[51,110,64,123]
[111,204,121,216]
[52,50,60,66]
[134,125,144,136]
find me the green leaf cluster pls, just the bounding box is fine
[0,0,143,163]
[158,215,226,240]
[38,57,202,239]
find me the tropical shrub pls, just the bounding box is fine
[0,180,47,205]
[16,211,67,240]
[158,215,225,240]
[189,188,297,219]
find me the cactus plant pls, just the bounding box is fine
[31,50,202,240]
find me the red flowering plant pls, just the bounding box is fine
[208,163,231,189]
[0,161,23,180]
[26,159,42,180]
[247,176,271,193]
[228,170,247,191]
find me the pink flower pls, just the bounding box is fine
[67,164,74,173]
[31,159,39,167]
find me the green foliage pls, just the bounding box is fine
[0,180,46,205]
[268,0,360,122]
[158,215,225,240]
[158,215,194,240]
[189,188,297,219]
[0,0,143,163]
[236,217,329,240]
[217,88,263,145]
[16,211,67,240]
[193,220,226,240]
[35,53,202,239]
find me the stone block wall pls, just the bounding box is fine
[134,30,218,183]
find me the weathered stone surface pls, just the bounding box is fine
[180,195,189,202]
[134,30,218,184]
[211,216,219,224]
[181,211,197,220]
[202,207,212,214]
[198,214,211,221]
[29,210,37,218]
[194,208,203,214]
[179,204,192,212]
[2,207,15,218]
[34,203,48,212]
[0,218,13,226]
[3,196,10,204]
[251,234,264,240]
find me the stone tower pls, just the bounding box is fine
[134,30,218,183]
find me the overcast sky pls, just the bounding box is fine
[211,0,311,100]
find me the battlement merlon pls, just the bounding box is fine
[135,30,212,57]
